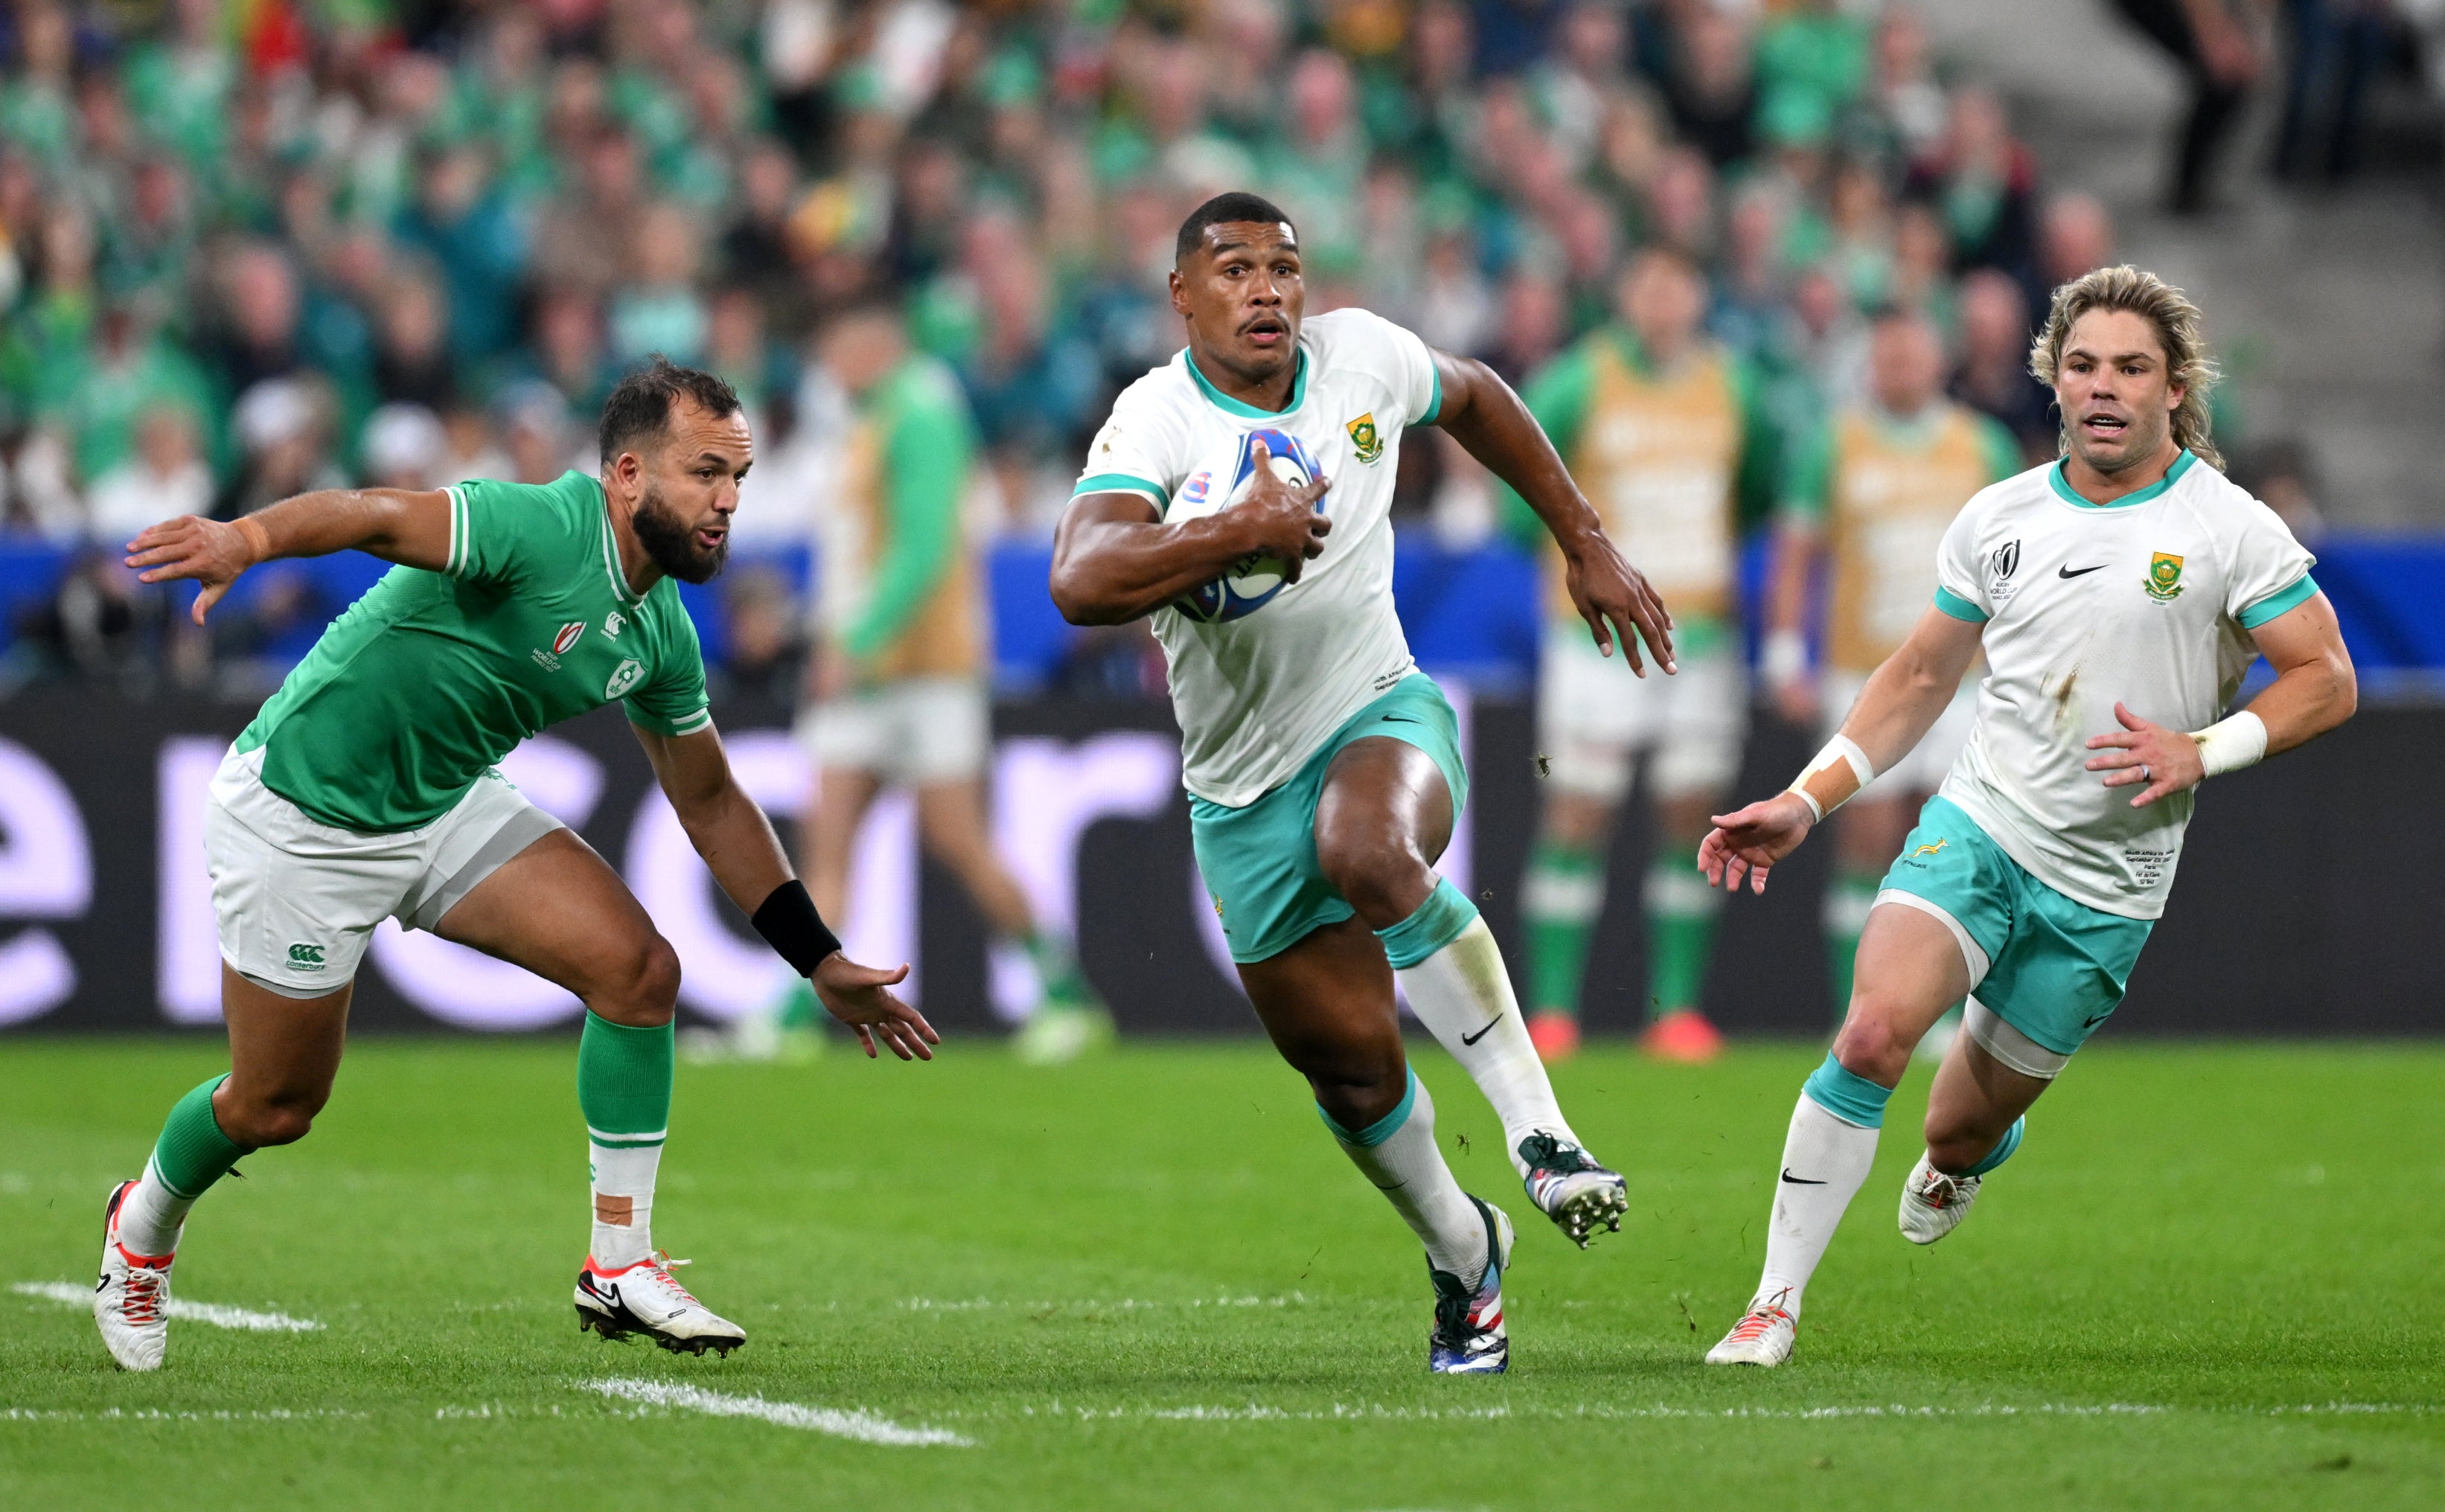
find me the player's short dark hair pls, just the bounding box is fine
[1175,192,1297,263]
[598,356,744,464]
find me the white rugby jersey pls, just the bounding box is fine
[1074,308,1441,806]
[1931,450,2317,918]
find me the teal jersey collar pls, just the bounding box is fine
[2048,448,2196,510]
[1183,345,1309,418]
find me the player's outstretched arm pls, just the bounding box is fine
[1425,348,1675,675]
[634,723,938,1060]
[1698,606,1984,894]
[2084,591,2357,807]
[1049,448,1329,625]
[124,487,455,624]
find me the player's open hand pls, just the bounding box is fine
[1563,531,1675,677]
[811,952,938,1060]
[1696,792,1816,895]
[1239,436,1332,582]
[2084,700,2203,807]
[126,515,266,624]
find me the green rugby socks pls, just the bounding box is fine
[1522,839,1601,1017]
[118,1074,251,1255]
[578,1012,672,1269]
[1644,857,1722,1020]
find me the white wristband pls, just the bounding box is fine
[1786,734,1876,822]
[1761,630,1809,685]
[2191,710,2268,778]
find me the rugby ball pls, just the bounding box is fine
[1167,427,1324,624]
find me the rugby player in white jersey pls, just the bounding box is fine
[1696,267,2356,1365]
[1051,193,1675,1373]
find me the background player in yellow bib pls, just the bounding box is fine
[1764,310,2019,1042]
[94,362,934,1373]
[776,295,1110,1065]
[1506,247,1783,1063]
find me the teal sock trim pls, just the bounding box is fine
[1317,1069,1419,1148]
[577,1011,674,1141]
[150,1074,247,1199]
[1801,1052,1893,1130]
[1960,1115,2024,1177]
[1375,877,1480,970]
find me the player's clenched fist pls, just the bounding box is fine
[1239,437,1332,582]
[126,515,269,624]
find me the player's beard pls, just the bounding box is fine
[630,481,728,584]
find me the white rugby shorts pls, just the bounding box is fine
[1819,670,1979,801]
[1537,629,1745,801]
[205,744,565,999]
[796,676,989,787]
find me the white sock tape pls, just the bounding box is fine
[2191,709,2268,778]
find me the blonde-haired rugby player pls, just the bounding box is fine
[1698,267,2356,1365]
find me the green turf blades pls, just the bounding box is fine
[2,1041,2440,1509]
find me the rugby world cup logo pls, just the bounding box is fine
[552,621,586,656]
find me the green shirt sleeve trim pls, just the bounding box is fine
[445,485,469,577]
[1073,472,1169,506]
[1418,361,1442,426]
[627,702,714,737]
[846,365,971,660]
[2237,572,2318,630]
[1933,586,1989,623]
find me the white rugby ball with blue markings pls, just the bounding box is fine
[1166,427,1324,624]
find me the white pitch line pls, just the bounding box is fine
[973,1399,2444,1424]
[13,1281,323,1333]
[581,1379,973,1447]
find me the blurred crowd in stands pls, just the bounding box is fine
[0,0,2365,696]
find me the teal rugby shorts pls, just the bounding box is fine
[1876,795,2154,1060]
[1190,675,1468,964]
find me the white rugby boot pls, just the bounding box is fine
[575,1252,747,1356]
[1428,1197,1516,1375]
[1898,1153,1982,1245]
[95,1179,176,1371]
[1704,1290,1797,1367]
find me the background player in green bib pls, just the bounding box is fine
[95,360,935,1373]
[1053,194,1676,1374]
[1695,269,2357,1367]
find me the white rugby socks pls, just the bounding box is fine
[1751,1092,1882,1319]
[1323,1071,1490,1282]
[589,1143,662,1269]
[115,1157,195,1257]
[1380,884,1583,1177]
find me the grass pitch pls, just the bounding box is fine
[1,1037,2438,1510]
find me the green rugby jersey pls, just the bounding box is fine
[235,470,712,833]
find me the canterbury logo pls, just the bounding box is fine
[287,943,326,968]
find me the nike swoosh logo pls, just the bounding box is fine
[1780,1168,1827,1185]
[1461,1012,1505,1047]
[1379,714,1422,725]
[2058,563,2109,579]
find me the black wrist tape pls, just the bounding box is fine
[751,880,842,976]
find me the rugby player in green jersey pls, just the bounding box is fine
[95,359,935,1371]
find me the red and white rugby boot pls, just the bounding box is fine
[1704,1290,1796,1367]
[95,1179,176,1371]
[1898,1153,1982,1245]
[574,1252,746,1356]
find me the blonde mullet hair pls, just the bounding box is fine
[2029,265,2223,471]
